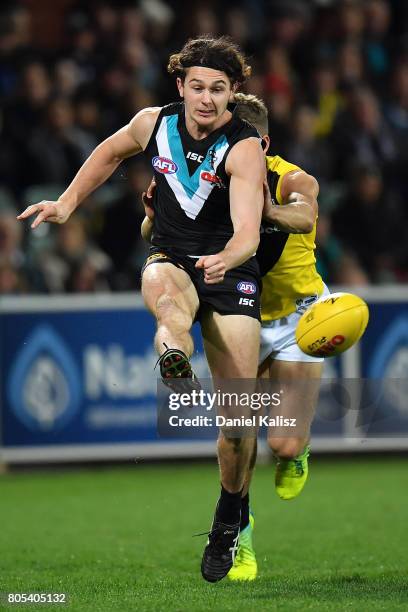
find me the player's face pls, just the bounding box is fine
[177,67,235,132]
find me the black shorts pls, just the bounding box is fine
[142,247,261,322]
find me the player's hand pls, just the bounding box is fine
[17,200,72,229]
[142,177,156,220]
[195,254,226,284]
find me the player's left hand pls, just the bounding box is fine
[195,254,226,284]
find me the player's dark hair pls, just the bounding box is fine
[233,93,269,136]
[167,35,251,86]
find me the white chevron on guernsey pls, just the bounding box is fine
[155,116,229,220]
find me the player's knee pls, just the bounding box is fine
[268,437,304,460]
[156,294,180,321]
[156,295,192,340]
[157,293,176,310]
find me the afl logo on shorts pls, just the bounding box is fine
[237,281,257,295]
[152,156,178,174]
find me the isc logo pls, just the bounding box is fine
[187,152,204,162]
[152,156,178,174]
[237,281,256,295]
[239,297,254,306]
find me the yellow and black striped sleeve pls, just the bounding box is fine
[266,155,300,205]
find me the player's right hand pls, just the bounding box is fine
[142,177,156,220]
[195,254,226,284]
[17,200,72,229]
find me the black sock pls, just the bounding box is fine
[240,493,250,531]
[217,485,242,525]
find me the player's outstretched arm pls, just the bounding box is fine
[262,170,319,234]
[17,107,160,229]
[196,138,264,284]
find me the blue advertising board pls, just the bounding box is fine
[358,300,408,437]
[1,288,408,461]
[0,295,210,460]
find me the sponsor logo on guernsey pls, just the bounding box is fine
[260,224,280,234]
[200,171,224,187]
[295,294,319,315]
[237,281,257,295]
[152,156,178,174]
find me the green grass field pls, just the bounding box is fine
[1,456,407,611]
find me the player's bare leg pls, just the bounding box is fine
[200,310,260,582]
[142,262,200,389]
[237,355,324,501]
[260,358,323,458]
[202,310,260,492]
[142,262,199,355]
[259,357,323,499]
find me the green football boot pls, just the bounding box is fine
[275,445,311,500]
[227,513,257,582]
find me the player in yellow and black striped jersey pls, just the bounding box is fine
[258,154,324,321]
[225,93,330,582]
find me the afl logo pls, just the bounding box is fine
[152,156,178,174]
[237,281,256,295]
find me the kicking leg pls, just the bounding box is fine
[142,262,199,388]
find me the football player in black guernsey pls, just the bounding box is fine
[18,36,265,583]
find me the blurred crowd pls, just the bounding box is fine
[0,0,407,294]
